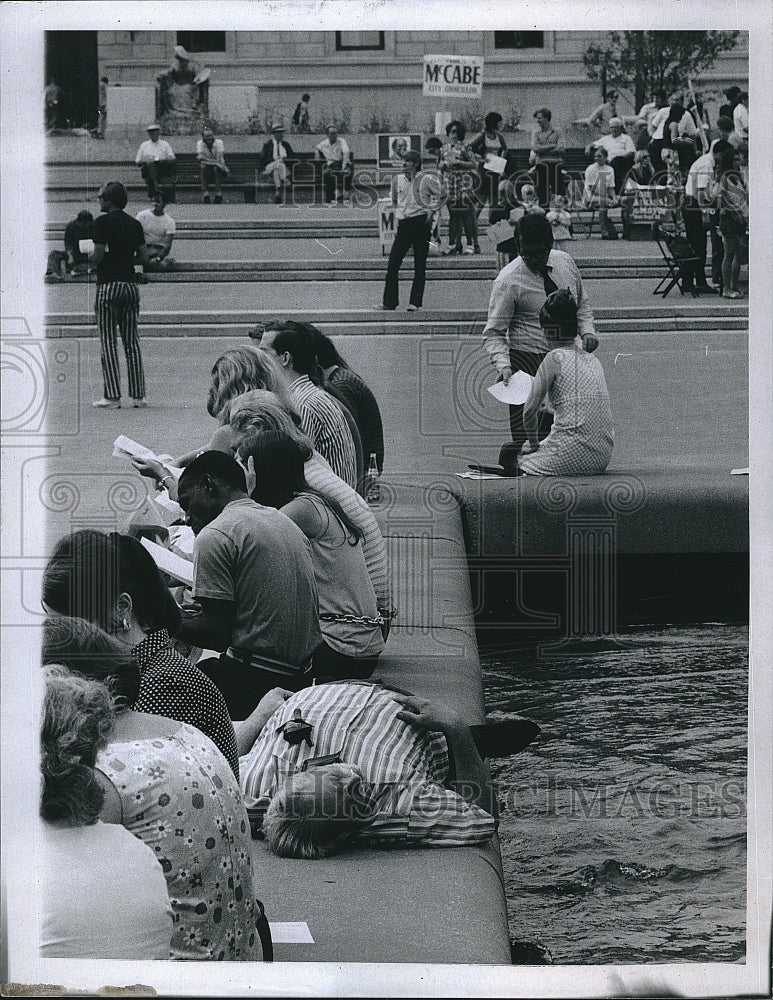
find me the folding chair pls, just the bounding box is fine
[652,223,700,298]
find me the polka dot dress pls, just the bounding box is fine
[133,630,239,779]
[518,347,614,476]
[97,724,260,961]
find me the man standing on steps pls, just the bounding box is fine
[481,213,598,454]
[89,182,149,410]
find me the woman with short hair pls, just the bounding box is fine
[39,665,174,959]
[40,617,265,961]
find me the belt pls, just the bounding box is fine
[226,647,313,678]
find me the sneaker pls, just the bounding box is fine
[343,198,352,207]
[329,200,338,207]
[473,244,482,254]
[406,304,421,312]
[214,194,223,204]
[723,290,742,299]
[463,245,475,255]
[203,194,211,204]
[130,397,148,408]
[93,397,120,409]
[376,304,396,311]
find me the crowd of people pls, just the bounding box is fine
[37,313,553,958]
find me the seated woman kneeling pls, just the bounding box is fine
[518,289,614,476]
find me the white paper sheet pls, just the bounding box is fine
[78,238,94,254]
[455,471,505,480]
[486,371,534,405]
[730,468,749,475]
[140,537,194,587]
[268,922,315,944]
[484,153,507,175]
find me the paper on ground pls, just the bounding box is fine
[268,922,314,944]
[487,371,534,405]
[456,471,505,480]
[140,537,194,587]
[730,468,749,475]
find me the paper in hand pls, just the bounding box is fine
[140,537,194,587]
[78,239,95,254]
[487,371,534,405]
[484,154,507,175]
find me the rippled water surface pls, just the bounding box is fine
[480,624,748,965]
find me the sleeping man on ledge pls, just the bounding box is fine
[237,680,539,858]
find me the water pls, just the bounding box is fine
[479,624,747,965]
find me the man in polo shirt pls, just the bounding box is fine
[482,213,598,453]
[239,681,501,855]
[315,125,353,206]
[681,151,721,296]
[135,124,177,201]
[257,321,359,488]
[176,451,321,721]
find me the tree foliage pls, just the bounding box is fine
[583,31,741,112]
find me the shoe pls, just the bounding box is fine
[473,245,482,254]
[130,397,148,408]
[696,284,719,294]
[274,193,282,204]
[329,200,338,207]
[214,194,223,204]
[92,397,120,409]
[343,199,352,207]
[376,304,396,311]
[601,230,619,240]
[723,290,742,299]
[203,194,211,204]
[469,720,541,758]
[406,304,421,312]
[444,245,463,256]
[463,245,475,255]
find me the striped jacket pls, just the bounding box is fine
[239,682,496,846]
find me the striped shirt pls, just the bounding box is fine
[239,682,496,847]
[290,375,357,487]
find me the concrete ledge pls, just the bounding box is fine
[454,470,749,634]
[250,484,512,964]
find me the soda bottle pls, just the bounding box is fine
[366,452,380,505]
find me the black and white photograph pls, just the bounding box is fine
[1,2,771,997]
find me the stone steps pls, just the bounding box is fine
[45,304,748,339]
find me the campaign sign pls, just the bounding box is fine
[378,198,396,255]
[423,55,484,99]
[377,133,423,169]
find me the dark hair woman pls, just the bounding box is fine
[243,430,385,679]
[441,119,480,254]
[42,529,239,776]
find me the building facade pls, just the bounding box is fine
[46,30,749,136]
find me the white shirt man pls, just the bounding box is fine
[136,195,176,262]
[135,130,176,164]
[685,151,716,202]
[316,127,353,205]
[584,153,617,207]
[592,128,636,162]
[733,99,748,142]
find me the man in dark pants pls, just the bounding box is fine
[681,151,720,295]
[89,182,149,409]
[381,151,443,311]
[482,214,598,451]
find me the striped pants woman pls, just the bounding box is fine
[95,281,145,403]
